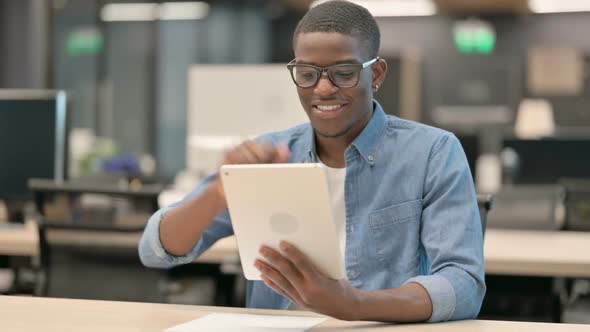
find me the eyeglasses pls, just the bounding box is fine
[287,57,379,88]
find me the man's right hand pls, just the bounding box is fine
[213,140,291,199]
[159,142,291,257]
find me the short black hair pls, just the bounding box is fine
[293,0,381,58]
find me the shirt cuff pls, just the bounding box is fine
[146,208,195,266]
[404,274,456,322]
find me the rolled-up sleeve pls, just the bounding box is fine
[404,133,486,322]
[138,174,234,269]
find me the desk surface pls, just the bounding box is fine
[2,295,588,332]
[3,225,590,278]
[484,229,590,278]
[0,223,234,264]
[0,223,38,256]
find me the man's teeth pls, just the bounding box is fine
[316,105,342,111]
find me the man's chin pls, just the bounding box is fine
[313,127,351,139]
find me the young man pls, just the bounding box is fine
[140,0,485,323]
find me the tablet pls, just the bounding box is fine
[220,163,345,281]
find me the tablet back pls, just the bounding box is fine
[220,163,345,280]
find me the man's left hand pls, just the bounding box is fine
[254,241,363,321]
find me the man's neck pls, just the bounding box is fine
[315,115,372,168]
[316,136,348,168]
[314,103,375,168]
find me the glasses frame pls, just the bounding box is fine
[287,57,379,88]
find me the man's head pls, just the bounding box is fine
[290,0,387,141]
[293,0,380,59]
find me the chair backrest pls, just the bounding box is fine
[560,178,590,231]
[486,185,565,231]
[36,220,165,302]
[477,193,493,237]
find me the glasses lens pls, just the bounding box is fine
[292,66,319,88]
[328,65,360,88]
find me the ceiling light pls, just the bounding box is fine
[101,2,210,22]
[101,3,157,22]
[530,0,590,13]
[310,0,436,17]
[159,2,210,20]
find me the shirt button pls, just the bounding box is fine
[367,155,374,161]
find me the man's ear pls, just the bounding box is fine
[372,58,388,90]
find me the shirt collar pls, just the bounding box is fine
[303,100,389,165]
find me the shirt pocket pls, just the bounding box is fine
[368,199,422,271]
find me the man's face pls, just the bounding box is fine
[292,32,380,139]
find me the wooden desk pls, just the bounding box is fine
[3,226,590,278]
[1,295,588,332]
[484,229,590,278]
[28,178,164,215]
[0,222,236,264]
[0,223,38,256]
[203,230,590,278]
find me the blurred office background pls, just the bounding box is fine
[1,0,590,324]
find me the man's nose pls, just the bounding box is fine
[313,72,338,95]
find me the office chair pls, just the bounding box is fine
[477,193,493,237]
[35,220,167,302]
[485,185,566,231]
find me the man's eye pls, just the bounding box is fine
[335,71,354,78]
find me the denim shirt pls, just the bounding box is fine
[139,101,485,322]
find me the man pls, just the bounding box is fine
[140,0,485,323]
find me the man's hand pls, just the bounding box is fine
[214,140,290,199]
[254,241,363,321]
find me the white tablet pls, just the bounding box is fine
[220,163,345,281]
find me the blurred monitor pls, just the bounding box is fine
[431,56,520,127]
[187,64,308,176]
[0,90,68,200]
[503,138,590,184]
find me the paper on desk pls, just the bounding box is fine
[165,313,326,332]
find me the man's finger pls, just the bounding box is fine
[259,246,304,284]
[243,141,274,163]
[234,142,260,164]
[279,241,321,280]
[272,144,291,163]
[260,275,305,308]
[255,260,304,304]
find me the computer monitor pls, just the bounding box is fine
[503,138,590,184]
[430,55,521,128]
[187,64,308,177]
[0,90,68,200]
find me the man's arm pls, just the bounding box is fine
[255,242,432,322]
[138,174,234,268]
[139,141,291,267]
[353,283,432,322]
[402,133,486,322]
[158,182,227,256]
[255,133,484,323]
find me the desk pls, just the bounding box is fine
[0,222,236,264]
[209,230,590,277]
[1,295,588,332]
[484,229,590,278]
[28,178,164,214]
[201,230,590,278]
[3,226,590,277]
[0,223,38,256]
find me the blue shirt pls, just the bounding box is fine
[139,101,485,322]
